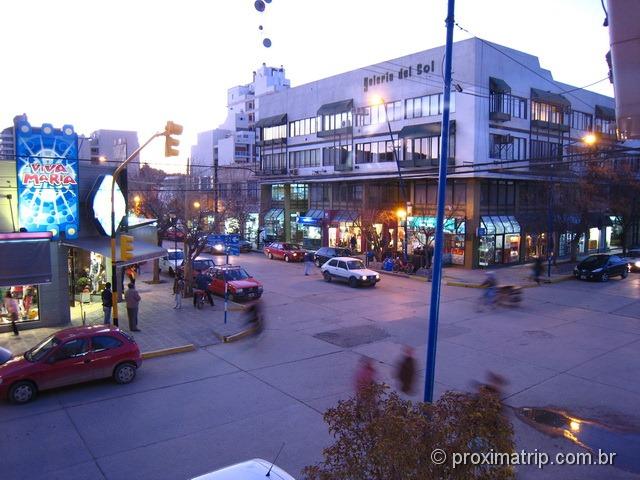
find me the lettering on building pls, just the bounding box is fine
[363,60,436,92]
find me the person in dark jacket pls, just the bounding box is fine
[532,257,543,285]
[194,270,214,306]
[124,282,141,331]
[395,346,416,394]
[101,282,113,325]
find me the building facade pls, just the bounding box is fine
[255,38,638,268]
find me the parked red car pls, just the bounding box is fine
[263,242,305,262]
[207,265,263,301]
[0,325,142,404]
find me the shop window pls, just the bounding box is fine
[1,285,39,323]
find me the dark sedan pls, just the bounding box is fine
[573,254,629,282]
[313,247,352,267]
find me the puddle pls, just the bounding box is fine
[518,407,640,474]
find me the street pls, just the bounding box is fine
[1,252,640,479]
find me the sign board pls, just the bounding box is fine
[15,119,79,239]
[87,174,127,236]
[476,227,486,237]
[206,234,241,256]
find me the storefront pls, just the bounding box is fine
[478,216,521,266]
[408,216,466,265]
[328,210,360,251]
[263,208,284,242]
[298,209,326,250]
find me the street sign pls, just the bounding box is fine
[207,234,226,245]
[207,233,240,246]
[227,246,240,256]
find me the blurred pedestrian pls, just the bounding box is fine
[395,346,416,394]
[126,265,136,286]
[245,300,264,336]
[3,291,19,336]
[173,275,184,309]
[101,282,113,325]
[354,357,377,395]
[532,257,543,285]
[350,235,357,252]
[303,251,314,275]
[124,282,141,331]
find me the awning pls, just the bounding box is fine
[399,121,456,138]
[332,210,359,223]
[595,104,616,121]
[304,209,327,219]
[531,88,571,109]
[490,77,511,94]
[255,114,287,128]
[297,209,326,226]
[480,216,521,235]
[317,99,353,116]
[61,236,168,267]
[263,208,284,221]
[0,232,52,287]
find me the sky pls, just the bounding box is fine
[1,0,612,173]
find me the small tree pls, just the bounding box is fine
[303,383,515,480]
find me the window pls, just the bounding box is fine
[262,124,287,141]
[291,184,308,200]
[57,339,89,360]
[481,180,516,211]
[490,94,527,119]
[337,261,347,270]
[262,153,287,171]
[92,335,123,352]
[530,140,562,161]
[404,92,455,119]
[532,102,568,125]
[319,111,352,132]
[595,116,616,136]
[323,145,352,167]
[415,183,427,204]
[489,134,526,160]
[271,184,285,201]
[355,143,373,163]
[328,259,338,267]
[289,149,321,168]
[288,117,318,137]
[571,111,593,131]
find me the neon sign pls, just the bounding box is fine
[15,119,79,239]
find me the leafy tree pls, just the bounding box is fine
[304,383,515,480]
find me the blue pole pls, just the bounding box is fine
[424,0,456,403]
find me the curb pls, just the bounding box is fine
[370,268,430,282]
[141,344,196,360]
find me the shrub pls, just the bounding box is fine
[303,383,515,480]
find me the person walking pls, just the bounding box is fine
[173,275,184,309]
[303,251,314,276]
[194,270,214,307]
[350,235,357,252]
[101,282,113,325]
[532,256,543,285]
[395,346,416,394]
[3,291,19,336]
[354,356,377,396]
[124,282,141,331]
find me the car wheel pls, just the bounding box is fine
[9,381,37,404]
[323,271,332,282]
[113,363,137,384]
[349,277,358,288]
[284,255,290,262]
[268,252,273,260]
[621,270,629,279]
[601,273,609,282]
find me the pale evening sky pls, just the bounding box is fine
[0,0,612,173]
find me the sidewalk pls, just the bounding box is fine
[0,265,246,356]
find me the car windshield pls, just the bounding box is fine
[193,260,214,270]
[223,269,251,280]
[346,260,365,270]
[284,244,300,250]
[25,336,60,362]
[581,255,608,268]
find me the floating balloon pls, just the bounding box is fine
[263,38,272,48]
[264,0,272,3]
[258,25,263,30]
[254,0,265,12]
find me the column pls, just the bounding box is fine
[283,183,291,242]
[464,179,481,269]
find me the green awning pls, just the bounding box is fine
[595,104,616,121]
[255,114,287,128]
[531,88,571,109]
[317,99,353,116]
[399,120,456,139]
[490,77,511,94]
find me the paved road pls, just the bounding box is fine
[1,252,639,479]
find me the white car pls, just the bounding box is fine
[191,458,296,480]
[159,248,184,276]
[321,256,380,287]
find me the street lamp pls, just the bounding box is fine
[396,208,408,258]
[168,212,179,276]
[193,201,201,209]
[370,94,409,261]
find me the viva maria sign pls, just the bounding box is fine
[15,118,80,240]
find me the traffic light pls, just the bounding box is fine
[164,121,183,157]
[120,234,135,261]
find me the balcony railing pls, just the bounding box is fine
[257,168,287,176]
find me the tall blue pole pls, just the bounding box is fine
[424,0,456,403]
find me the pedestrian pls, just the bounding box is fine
[3,291,19,336]
[303,251,314,276]
[124,282,141,332]
[395,346,416,394]
[194,270,214,306]
[532,256,543,285]
[350,235,357,252]
[126,265,136,286]
[354,356,377,395]
[173,275,184,309]
[101,282,113,325]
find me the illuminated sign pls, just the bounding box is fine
[15,119,79,239]
[88,174,126,236]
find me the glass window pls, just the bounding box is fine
[57,339,89,360]
[430,95,439,115]
[490,216,505,234]
[92,335,123,352]
[414,98,422,117]
[337,261,347,270]
[482,217,496,234]
[405,99,414,119]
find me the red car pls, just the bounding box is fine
[0,325,142,404]
[263,242,305,262]
[207,265,263,301]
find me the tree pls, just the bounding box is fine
[303,383,515,480]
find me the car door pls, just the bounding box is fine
[38,338,92,390]
[210,270,225,295]
[89,334,125,379]
[609,255,625,275]
[336,261,349,281]
[326,259,338,276]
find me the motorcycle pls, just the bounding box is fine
[495,285,522,307]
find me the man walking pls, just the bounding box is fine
[101,282,113,325]
[124,282,141,332]
[350,235,357,252]
[173,275,184,309]
[303,251,314,276]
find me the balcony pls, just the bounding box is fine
[257,168,287,177]
[399,157,454,168]
[317,126,353,138]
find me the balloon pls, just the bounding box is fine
[263,38,272,48]
[254,0,265,12]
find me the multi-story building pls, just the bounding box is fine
[78,129,141,177]
[255,37,638,268]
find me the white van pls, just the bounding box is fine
[159,248,184,276]
[191,458,296,480]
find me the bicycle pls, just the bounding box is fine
[193,289,206,309]
[392,258,415,274]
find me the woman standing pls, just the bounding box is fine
[4,291,19,336]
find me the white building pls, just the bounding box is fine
[78,129,141,176]
[254,37,635,267]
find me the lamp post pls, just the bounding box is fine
[169,213,179,275]
[371,94,409,261]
